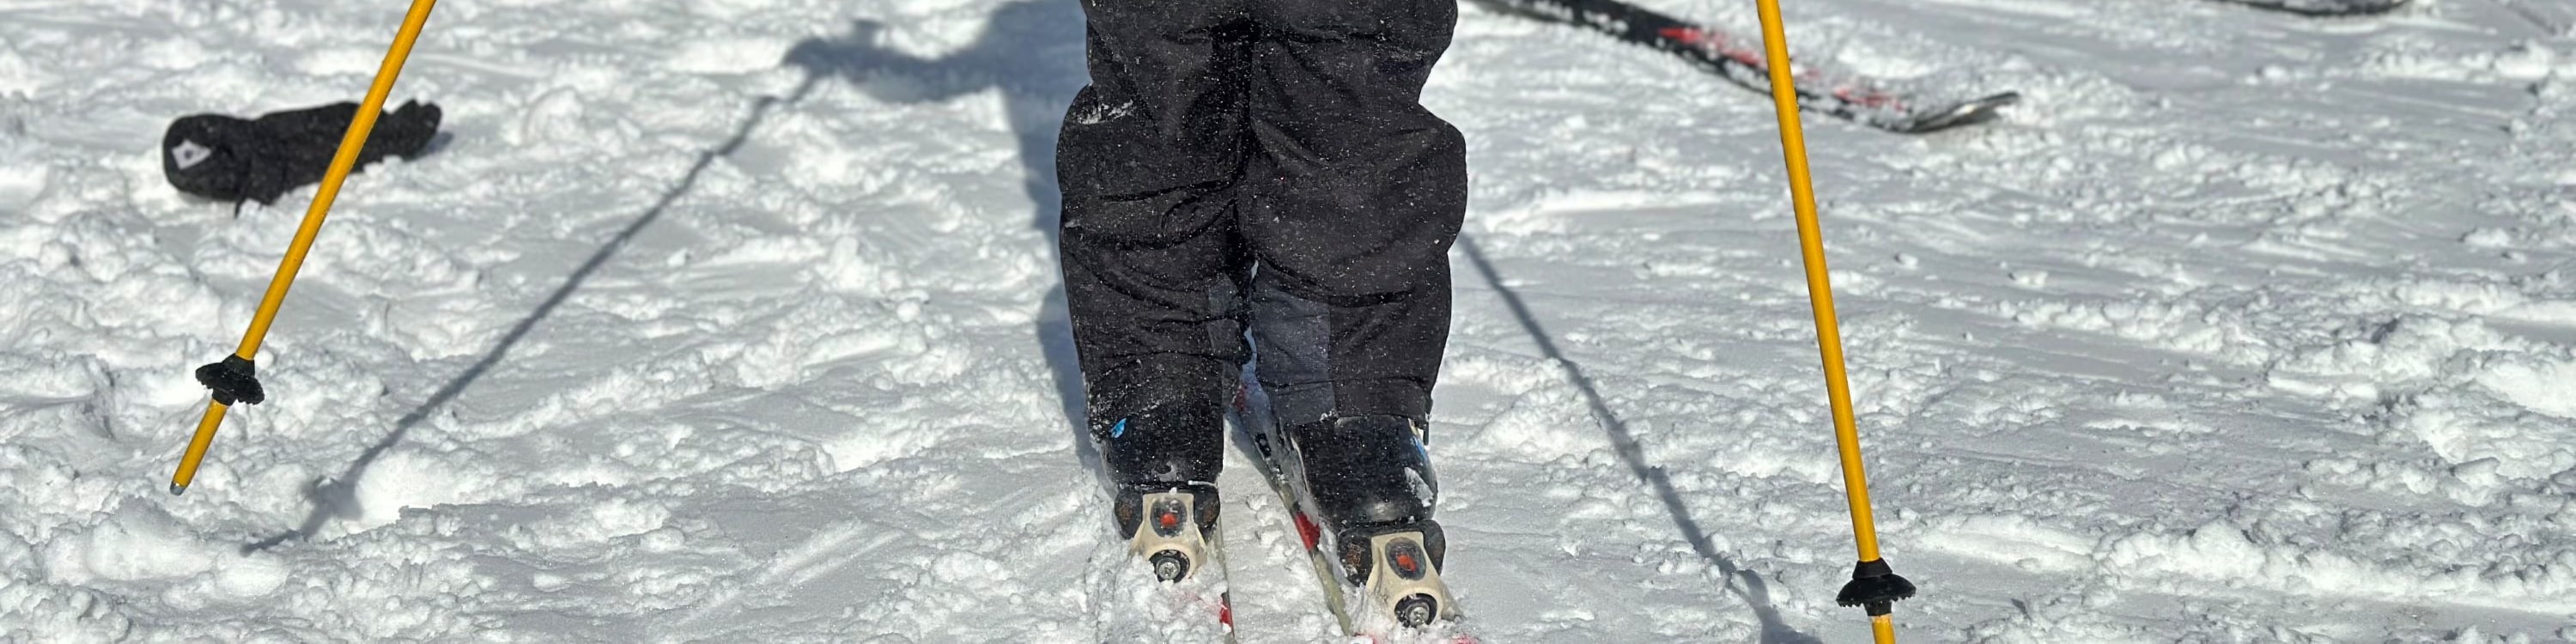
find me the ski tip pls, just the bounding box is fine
[168,483,188,496]
[1889,91,2023,134]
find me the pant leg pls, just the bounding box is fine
[1241,0,1467,426]
[1058,0,1255,201]
[1057,0,1258,483]
[1060,194,1250,483]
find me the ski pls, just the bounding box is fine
[1469,0,2019,134]
[2210,0,2410,16]
[1230,388,1479,643]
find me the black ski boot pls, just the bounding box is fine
[1277,415,1455,628]
[1285,415,1437,530]
[1097,393,1226,583]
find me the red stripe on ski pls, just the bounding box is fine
[1294,511,1323,552]
[1658,27,1768,70]
[1658,27,1905,110]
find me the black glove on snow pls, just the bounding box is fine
[161,100,443,207]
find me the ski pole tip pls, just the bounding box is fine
[169,483,189,496]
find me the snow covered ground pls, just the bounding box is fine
[5,0,2576,640]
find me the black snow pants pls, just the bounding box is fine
[1057,0,1467,483]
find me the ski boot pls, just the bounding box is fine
[1275,414,1457,629]
[1098,398,1227,583]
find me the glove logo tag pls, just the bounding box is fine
[171,140,212,169]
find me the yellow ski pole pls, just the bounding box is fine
[1746,1,1917,641]
[169,0,442,496]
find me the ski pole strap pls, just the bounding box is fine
[196,355,265,406]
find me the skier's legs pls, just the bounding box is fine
[1241,0,1467,428]
[1058,0,1257,486]
[1060,188,1251,485]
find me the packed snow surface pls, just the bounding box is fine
[6,0,2576,641]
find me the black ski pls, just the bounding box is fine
[1470,0,2020,134]
[2212,0,2410,16]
